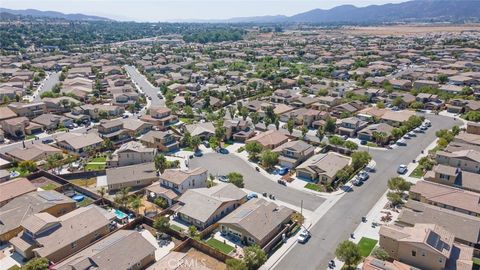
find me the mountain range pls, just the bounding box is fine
[1,0,480,24]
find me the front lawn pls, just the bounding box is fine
[180,117,194,124]
[304,183,325,192]
[409,165,425,178]
[358,237,378,257]
[205,238,235,254]
[84,163,106,171]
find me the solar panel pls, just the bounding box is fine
[426,231,448,252]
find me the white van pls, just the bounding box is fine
[366,160,376,172]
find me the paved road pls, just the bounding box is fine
[33,72,60,102]
[272,114,459,270]
[124,65,165,107]
[189,153,325,211]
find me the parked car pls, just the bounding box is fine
[358,170,369,181]
[397,164,408,174]
[122,114,129,119]
[420,125,428,131]
[365,160,376,172]
[424,120,431,127]
[218,148,229,154]
[247,193,258,200]
[193,151,203,157]
[413,127,422,133]
[360,140,367,145]
[396,139,407,146]
[297,230,311,244]
[341,135,348,140]
[42,138,54,144]
[408,131,416,137]
[278,167,289,176]
[352,177,363,186]
[218,175,228,182]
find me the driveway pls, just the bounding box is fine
[189,153,325,211]
[124,65,165,107]
[271,114,459,270]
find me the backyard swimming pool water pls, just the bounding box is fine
[114,209,128,220]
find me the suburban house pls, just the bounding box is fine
[106,141,156,168]
[380,110,416,127]
[223,119,252,141]
[122,118,153,137]
[397,200,480,249]
[184,122,216,140]
[337,117,368,137]
[1,116,43,138]
[55,133,104,155]
[175,183,247,229]
[97,119,131,145]
[423,164,480,193]
[10,206,111,262]
[379,223,473,270]
[0,178,37,207]
[296,152,351,184]
[8,102,47,118]
[357,123,394,144]
[140,107,178,130]
[0,191,76,244]
[52,230,156,270]
[435,150,480,174]
[362,256,413,270]
[273,140,315,169]
[5,143,63,162]
[246,130,289,149]
[139,130,179,152]
[219,198,294,248]
[409,180,480,216]
[412,80,439,89]
[104,162,157,191]
[31,113,73,131]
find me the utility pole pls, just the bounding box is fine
[300,199,303,216]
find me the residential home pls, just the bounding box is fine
[122,118,153,137]
[74,104,125,120]
[184,122,216,140]
[10,206,111,262]
[0,107,17,122]
[337,117,368,137]
[362,256,414,270]
[389,79,412,90]
[435,150,480,174]
[140,107,178,130]
[412,80,439,89]
[379,223,473,270]
[97,119,131,145]
[31,113,73,131]
[42,97,80,113]
[6,143,62,162]
[466,122,480,136]
[296,152,351,184]
[424,164,480,193]
[410,180,480,216]
[55,133,103,155]
[331,101,364,118]
[107,141,156,168]
[280,108,323,128]
[273,140,315,169]
[1,116,43,138]
[52,230,156,270]
[0,191,76,244]
[175,183,247,229]
[270,89,298,104]
[0,178,37,207]
[380,110,416,127]
[219,198,293,248]
[357,123,394,144]
[397,200,480,249]
[453,132,480,147]
[246,130,289,150]
[104,162,157,191]
[223,119,252,141]
[8,102,47,118]
[448,75,476,86]
[139,130,179,152]
[0,170,10,183]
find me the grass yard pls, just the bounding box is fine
[304,183,325,192]
[70,178,97,187]
[409,165,425,178]
[205,238,235,254]
[41,183,59,190]
[358,237,378,257]
[222,141,234,147]
[180,117,194,124]
[77,197,93,207]
[473,258,480,270]
[25,134,36,140]
[182,146,194,152]
[366,142,378,147]
[90,156,107,163]
[84,163,106,171]
[170,224,184,232]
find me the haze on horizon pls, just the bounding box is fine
[2,0,409,22]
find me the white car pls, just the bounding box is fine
[397,164,408,174]
[297,230,311,244]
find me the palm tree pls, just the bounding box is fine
[190,136,201,152]
[97,187,107,205]
[114,187,131,208]
[154,154,168,174]
[128,194,144,214]
[373,131,388,145]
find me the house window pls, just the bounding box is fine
[439,174,449,180]
[411,250,416,257]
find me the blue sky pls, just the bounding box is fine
[2,0,408,22]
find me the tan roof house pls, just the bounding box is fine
[435,149,480,174]
[296,152,351,184]
[139,130,179,152]
[104,162,157,191]
[0,178,37,207]
[55,132,103,155]
[6,143,62,162]
[246,130,289,150]
[273,140,315,169]
[107,141,156,168]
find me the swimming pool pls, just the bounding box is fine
[114,209,128,220]
[72,194,85,202]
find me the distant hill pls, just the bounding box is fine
[0,8,112,21]
[225,0,480,24]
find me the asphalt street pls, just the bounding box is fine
[272,113,459,270]
[124,65,165,107]
[189,153,325,211]
[33,72,60,102]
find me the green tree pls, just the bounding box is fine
[97,186,107,204]
[190,136,201,152]
[243,245,267,270]
[19,160,37,172]
[372,131,388,145]
[351,151,371,171]
[128,194,144,214]
[344,141,358,151]
[371,247,389,261]
[245,141,263,160]
[22,257,49,270]
[329,135,345,146]
[240,107,249,120]
[437,74,448,84]
[226,259,248,270]
[154,197,168,209]
[335,241,362,269]
[114,187,130,208]
[188,225,199,238]
[387,176,411,193]
[286,118,295,135]
[154,154,168,173]
[227,172,245,188]
[250,112,260,125]
[376,101,385,109]
[260,149,279,170]
[301,125,308,139]
[153,216,170,232]
[391,128,403,139]
[324,117,336,133]
[102,138,114,150]
[418,156,434,171]
[387,191,403,206]
[316,127,324,141]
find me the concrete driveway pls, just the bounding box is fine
[189,153,325,211]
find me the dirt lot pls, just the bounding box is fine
[341,24,480,35]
